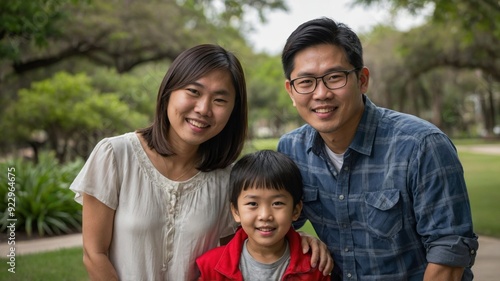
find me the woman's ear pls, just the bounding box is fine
[292,201,303,221]
[230,203,241,223]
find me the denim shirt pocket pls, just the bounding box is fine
[302,187,323,218]
[364,189,402,238]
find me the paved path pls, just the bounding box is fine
[456,144,500,155]
[1,233,499,280]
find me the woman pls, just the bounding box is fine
[70,44,332,280]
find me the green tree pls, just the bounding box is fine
[356,0,499,137]
[4,0,286,76]
[353,0,499,37]
[3,71,147,162]
[0,0,82,61]
[246,55,299,138]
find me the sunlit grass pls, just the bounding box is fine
[0,247,87,281]
[459,151,500,237]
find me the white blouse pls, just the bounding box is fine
[70,132,236,281]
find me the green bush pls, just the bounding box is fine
[0,152,84,237]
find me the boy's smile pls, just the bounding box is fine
[231,187,302,263]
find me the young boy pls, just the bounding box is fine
[196,150,330,280]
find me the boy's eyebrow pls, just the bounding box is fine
[243,193,288,199]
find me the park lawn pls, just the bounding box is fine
[459,151,500,237]
[0,247,87,281]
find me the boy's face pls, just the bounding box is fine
[231,186,302,258]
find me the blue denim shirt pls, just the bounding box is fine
[278,95,478,281]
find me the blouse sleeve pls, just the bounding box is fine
[70,138,120,210]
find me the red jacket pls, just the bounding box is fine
[196,227,330,281]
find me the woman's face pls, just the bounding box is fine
[167,69,236,149]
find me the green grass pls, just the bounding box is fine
[298,220,318,237]
[459,151,500,237]
[452,138,500,146]
[242,138,280,154]
[0,247,87,281]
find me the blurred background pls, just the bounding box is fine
[0,0,499,279]
[1,0,499,164]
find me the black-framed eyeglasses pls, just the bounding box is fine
[290,68,360,94]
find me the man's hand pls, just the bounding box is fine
[298,231,334,276]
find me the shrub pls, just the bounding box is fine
[0,152,84,237]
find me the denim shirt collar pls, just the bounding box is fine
[309,94,380,157]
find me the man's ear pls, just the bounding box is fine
[359,66,370,93]
[292,201,303,221]
[231,203,241,223]
[285,80,297,107]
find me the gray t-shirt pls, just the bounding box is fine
[239,239,291,280]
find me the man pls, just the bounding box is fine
[277,17,478,280]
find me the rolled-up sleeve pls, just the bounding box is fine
[411,133,478,268]
[426,235,478,267]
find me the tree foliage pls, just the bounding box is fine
[3,71,148,161]
[355,0,499,136]
[0,0,82,61]
[353,0,499,37]
[362,22,498,136]
[2,0,286,76]
[246,55,299,137]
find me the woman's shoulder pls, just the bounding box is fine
[90,132,135,152]
[106,132,137,148]
[86,132,141,172]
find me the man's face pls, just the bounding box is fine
[285,44,369,147]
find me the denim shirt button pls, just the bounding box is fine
[344,247,349,252]
[339,194,345,200]
[347,273,352,278]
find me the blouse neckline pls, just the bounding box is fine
[128,132,203,189]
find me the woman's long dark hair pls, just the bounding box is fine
[137,44,248,172]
